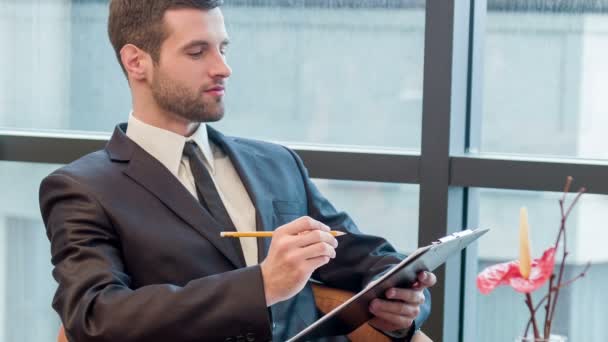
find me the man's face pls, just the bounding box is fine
[150,8,231,123]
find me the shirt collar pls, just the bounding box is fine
[125,112,215,176]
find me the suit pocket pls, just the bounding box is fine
[272,200,306,224]
[272,200,305,215]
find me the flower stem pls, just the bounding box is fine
[525,293,540,339]
[546,186,586,333]
[523,265,590,339]
[544,274,555,338]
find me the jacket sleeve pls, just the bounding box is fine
[40,171,272,342]
[284,148,432,336]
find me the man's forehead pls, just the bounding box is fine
[163,7,227,43]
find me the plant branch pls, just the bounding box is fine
[522,258,591,338]
[560,176,573,204]
[554,186,585,249]
[543,274,555,338]
[525,293,540,339]
[547,186,586,331]
[564,188,586,220]
[516,177,590,340]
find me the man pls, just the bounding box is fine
[39,1,436,341]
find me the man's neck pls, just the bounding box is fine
[131,105,200,137]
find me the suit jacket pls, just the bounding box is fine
[39,123,430,342]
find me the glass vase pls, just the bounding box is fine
[515,335,567,342]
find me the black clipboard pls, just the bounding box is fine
[286,228,489,342]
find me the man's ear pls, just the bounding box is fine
[120,44,151,81]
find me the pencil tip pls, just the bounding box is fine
[336,231,347,236]
[220,232,226,237]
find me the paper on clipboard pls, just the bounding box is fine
[286,228,489,342]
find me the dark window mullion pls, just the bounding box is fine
[418,0,472,341]
[451,156,608,195]
[460,0,487,340]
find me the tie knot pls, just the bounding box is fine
[183,141,199,159]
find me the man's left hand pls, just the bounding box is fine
[368,271,437,333]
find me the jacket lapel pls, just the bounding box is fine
[208,126,275,262]
[106,124,247,269]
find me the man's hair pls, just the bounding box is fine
[108,0,223,76]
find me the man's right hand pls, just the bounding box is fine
[260,216,338,306]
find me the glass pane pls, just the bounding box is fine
[0,161,62,342]
[481,3,608,159]
[313,179,419,253]
[473,188,608,342]
[0,1,425,149]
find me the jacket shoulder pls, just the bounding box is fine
[42,149,118,187]
[230,136,295,157]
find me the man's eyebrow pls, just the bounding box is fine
[182,39,230,50]
[182,40,209,50]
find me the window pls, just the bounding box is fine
[0,162,61,341]
[1,1,426,150]
[473,188,608,341]
[481,3,608,160]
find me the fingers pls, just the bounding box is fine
[417,271,436,285]
[293,228,338,248]
[277,216,330,236]
[260,217,338,306]
[368,308,414,331]
[297,240,337,260]
[384,288,425,305]
[369,295,418,332]
[274,217,338,261]
[267,217,337,275]
[306,255,332,269]
[368,288,425,333]
[415,271,437,289]
[370,297,421,318]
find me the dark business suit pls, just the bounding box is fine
[39,123,430,342]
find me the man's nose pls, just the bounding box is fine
[210,52,232,79]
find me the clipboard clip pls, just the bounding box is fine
[434,229,474,244]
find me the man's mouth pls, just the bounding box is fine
[204,86,225,96]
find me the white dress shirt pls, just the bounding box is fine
[126,114,258,266]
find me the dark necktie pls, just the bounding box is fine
[183,141,235,229]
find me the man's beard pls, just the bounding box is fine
[150,67,225,123]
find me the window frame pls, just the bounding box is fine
[2,1,608,340]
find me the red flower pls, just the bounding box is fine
[477,247,556,294]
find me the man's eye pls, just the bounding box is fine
[188,51,203,58]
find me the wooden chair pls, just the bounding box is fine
[57,324,67,342]
[312,284,432,342]
[57,285,432,342]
